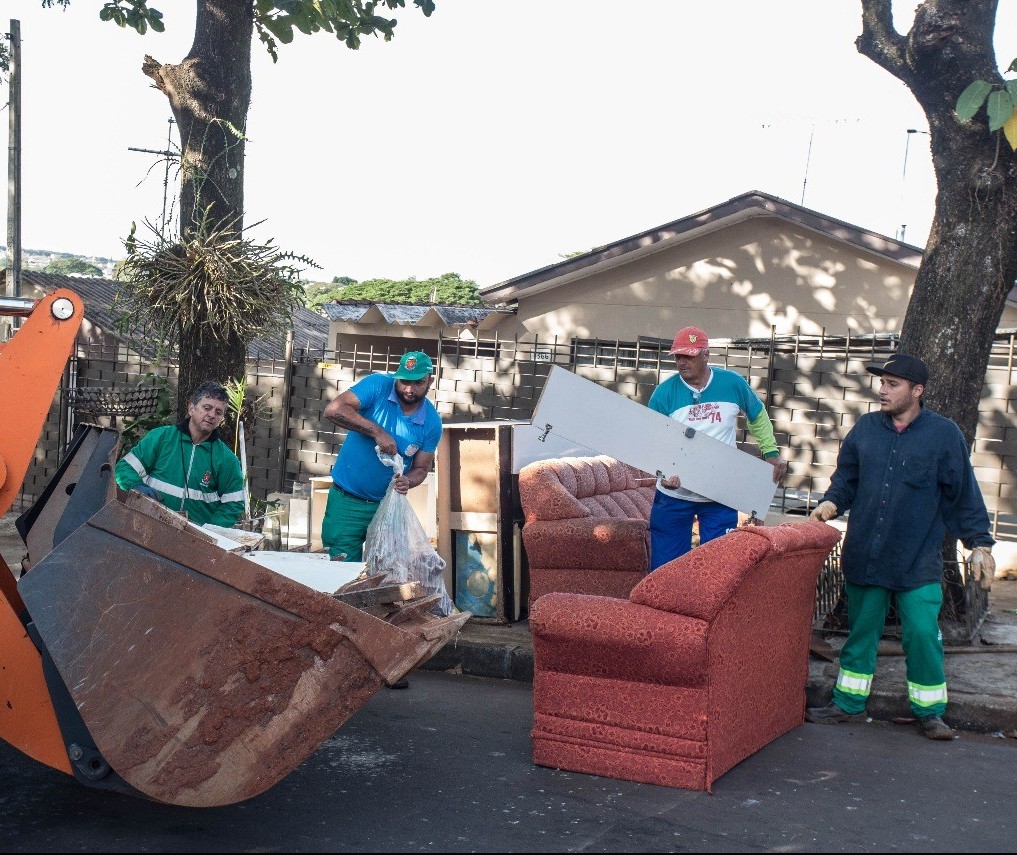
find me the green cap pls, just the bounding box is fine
[394,351,434,381]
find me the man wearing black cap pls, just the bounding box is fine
[806,354,995,740]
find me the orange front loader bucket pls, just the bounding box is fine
[1,289,469,806]
[0,290,83,778]
[18,493,468,807]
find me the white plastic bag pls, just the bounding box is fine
[364,451,454,615]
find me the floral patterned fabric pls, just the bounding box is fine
[519,456,654,524]
[530,520,842,792]
[519,456,655,607]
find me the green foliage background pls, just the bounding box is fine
[304,272,484,312]
[43,256,104,276]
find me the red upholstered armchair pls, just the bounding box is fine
[518,456,654,609]
[530,520,841,792]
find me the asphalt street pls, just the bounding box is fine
[0,670,1015,853]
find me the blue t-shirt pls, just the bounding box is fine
[330,372,443,502]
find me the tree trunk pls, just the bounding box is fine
[901,159,1017,444]
[141,0,254,414]
[859,0,1016,628]
[858,0,1017,447]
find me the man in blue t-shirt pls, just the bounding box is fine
[648,326,787,569]
[321,351,443,565]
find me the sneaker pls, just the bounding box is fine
[386,677,410,690]
[804,702,867,724]
[917,715,955,740]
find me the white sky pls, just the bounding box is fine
[5,1,1017,287]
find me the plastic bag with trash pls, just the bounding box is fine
[363,450,455,616]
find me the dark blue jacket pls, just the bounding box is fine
[823,406,993,591]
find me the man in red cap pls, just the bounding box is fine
[647,326,787,568]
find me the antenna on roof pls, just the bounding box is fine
[128,117,178,235]
[800,123,815,205]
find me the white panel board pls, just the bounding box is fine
[529,366,778,517]
[512,422,596,473]
[242,552,366,593]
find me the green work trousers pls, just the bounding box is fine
[833,580,947,718]
[321,485,380,562]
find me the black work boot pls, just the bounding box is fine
[805,702,867,724]
[386,677,410,690]
[917,715,955,740]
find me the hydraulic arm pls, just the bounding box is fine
[0,289,83,775]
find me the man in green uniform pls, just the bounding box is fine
[115,381,246,527]
[807,355,995,740]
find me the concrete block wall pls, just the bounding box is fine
[14,330,1017,541]
[18,393,65,503]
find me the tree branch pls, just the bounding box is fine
[857,0,909,83]
[142,54,169,95]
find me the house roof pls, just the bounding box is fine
[480,190,927,304]
[322,300,514,330]
[10,269,329,359]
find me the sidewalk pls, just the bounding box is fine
[422,579,1017,738]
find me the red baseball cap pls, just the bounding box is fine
[668,327,709,356]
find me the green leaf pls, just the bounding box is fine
[293,11,316,35]
[1004,111,1017,151]
[988,89,1014,131]
[1009,58,1017,73]
[956,79,992,122]
[262,17,295,44]
[332,0,361,24]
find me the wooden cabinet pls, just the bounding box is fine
[436,423,522,624]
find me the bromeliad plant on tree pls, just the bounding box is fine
[114,212,316,418]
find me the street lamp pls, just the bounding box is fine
[899,128,930,242]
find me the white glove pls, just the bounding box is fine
[810,501,838,522]
[968,546,995,591]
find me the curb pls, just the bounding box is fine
[423,633,1017,737]
[806,661,1017,736]
[423,634,533,682]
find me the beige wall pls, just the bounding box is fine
[1001,303,1017,329]
[492,217,917,341]
[330,323,444,351]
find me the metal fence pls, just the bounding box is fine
[16,326,1017,538]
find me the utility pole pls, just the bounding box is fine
[5,19,21,338]
[4,19,21,339]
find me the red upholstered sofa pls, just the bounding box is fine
[518,455,654,609]
[530,520,841,792]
